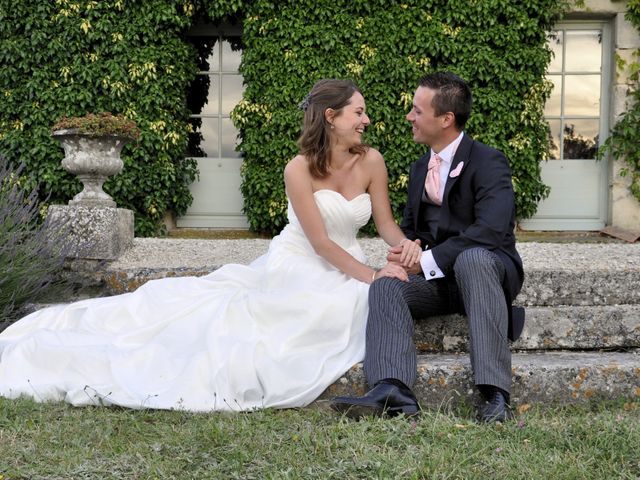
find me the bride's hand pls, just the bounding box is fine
[372,262,409,283]
[388,238,422,267]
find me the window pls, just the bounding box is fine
[521,20,612,231]
[177,24,248,229]
[187,29,244,160]
[545,27,603,160]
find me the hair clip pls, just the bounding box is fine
[298,94,312,111]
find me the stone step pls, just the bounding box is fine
[66,263,640,308]
[319,350,640,408]
[517,270,640,307]
[415,305,640,352]
[18,302,639,352]
[61,240,640,307]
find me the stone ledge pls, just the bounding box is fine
[414,305,640,352]
[58,240,640,306]
[319,350,640,408]
[518,270,640,307]
[71,266,640,307]
[17,302,639,353]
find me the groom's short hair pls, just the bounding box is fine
[419,72,472,130]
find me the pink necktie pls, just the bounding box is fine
[425,154,442,205]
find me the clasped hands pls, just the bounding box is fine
[373,239,422,282]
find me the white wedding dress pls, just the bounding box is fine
[0,190,371,412]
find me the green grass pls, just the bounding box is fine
[0,398,638,479]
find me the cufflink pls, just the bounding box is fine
[429,270,436,277]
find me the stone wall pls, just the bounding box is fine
[577,0,640,231]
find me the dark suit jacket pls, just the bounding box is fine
[399,134,525,340]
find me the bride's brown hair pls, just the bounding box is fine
[297,79,368,178]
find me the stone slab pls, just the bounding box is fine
[601,225,640,243]
[103,239,640,274]
[414,305,640,352]
[517,270,640,307]
[616,12,640,49]
[47,205,134,260]
[319,350,640,408]
[84,266,640,307]
[58,240,640,307]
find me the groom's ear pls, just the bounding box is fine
[441,111,456,129]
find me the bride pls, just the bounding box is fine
[0,79,420,412]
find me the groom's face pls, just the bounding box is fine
[406,86,444,146]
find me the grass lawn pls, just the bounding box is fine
[0,397,638,479]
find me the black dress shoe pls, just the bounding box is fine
[330,379,420,419]
[479,389,514,423]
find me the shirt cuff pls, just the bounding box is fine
[420,250,444,280]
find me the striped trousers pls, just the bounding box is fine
[364,247,512,393]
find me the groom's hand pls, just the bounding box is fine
[388,238,421,267]
[387,251,423,275]
[388,239,422,275]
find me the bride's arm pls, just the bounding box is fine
[366,149,422,265]
[284,156,407,284]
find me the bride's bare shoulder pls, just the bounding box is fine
[285,155,308,174]
[361,147,385,166]
[284,155,313,187]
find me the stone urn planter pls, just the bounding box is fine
[52,130,129,207]
[51,112,140,207]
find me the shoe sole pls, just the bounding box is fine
[331,401,420,420]
[387,405,420,418]
[479,409,514,423]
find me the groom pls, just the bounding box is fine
[331,72,524,422]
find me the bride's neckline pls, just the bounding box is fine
[313,189,370,202]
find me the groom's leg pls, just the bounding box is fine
[453,248,511,394]
[364,275,451,387]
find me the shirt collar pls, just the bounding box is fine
[430,131,464,166]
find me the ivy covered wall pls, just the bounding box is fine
[230,0,569,233]
[0,0,569,235]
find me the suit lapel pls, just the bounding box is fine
[442,134,473,203]
[410,154,430,230]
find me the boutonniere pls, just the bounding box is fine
[449,162,464,178]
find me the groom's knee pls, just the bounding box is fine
[369,276,407,302]
[454,248,500,279]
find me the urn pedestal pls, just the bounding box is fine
[47,205,134,261]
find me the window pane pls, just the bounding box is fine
[188,117,219,157]
[198,75,219,115]
[187,118,205,157]
[222,37,242,71]
[204,41,220,72]
[544,75,562,116]
[221,74,244,115]
[563,119,599,159]
[191,36,218,71]
[565,30,601,71]
[547,119,561,160]
[564,75,600,116]
[547,30,563,73]
[221,118,241,158]
[187,74,213,115]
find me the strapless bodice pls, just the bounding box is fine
[285,189,371,250]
